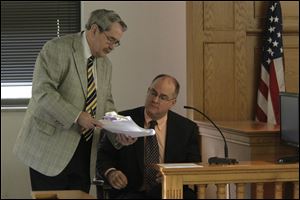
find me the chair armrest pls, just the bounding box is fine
[92,177,105,186]
[91,175,112,199]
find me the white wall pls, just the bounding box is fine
[1,1,186,198]
[1,110,31,199]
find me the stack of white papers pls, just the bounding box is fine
[99,111,155,138]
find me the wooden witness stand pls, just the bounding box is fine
[196,120,298,198]
[155,161,299,199]
[196,120,297,163]
[155,120,299,199]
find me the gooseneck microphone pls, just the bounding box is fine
[184,106,238,165]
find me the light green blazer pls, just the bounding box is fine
[13,32,116,176]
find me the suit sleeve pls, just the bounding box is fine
[96,129,119,177]
[187,122,201,162]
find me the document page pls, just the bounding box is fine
[99,111,155,138]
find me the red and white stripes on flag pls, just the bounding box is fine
[256,1,285,125]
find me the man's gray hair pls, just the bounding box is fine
[85,9,127,32]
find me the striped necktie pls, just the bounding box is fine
[83,56,96,141]
[144,120,159,188]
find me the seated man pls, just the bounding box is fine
[96,74,201,199]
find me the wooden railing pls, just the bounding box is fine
[156,161,299,199]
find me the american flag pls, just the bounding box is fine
[256,1,285,125]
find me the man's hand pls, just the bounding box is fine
[107,170,128,190]
[77,112,102,133]
[116,134,137,146]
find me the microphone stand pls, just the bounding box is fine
[184,106,238,165]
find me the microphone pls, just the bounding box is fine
[184,106,238,165]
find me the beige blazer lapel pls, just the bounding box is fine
[72,33,88,98]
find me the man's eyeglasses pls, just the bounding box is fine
[147,88,176,102]
[103,31,120,47]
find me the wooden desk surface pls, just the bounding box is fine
[157,161,299,173]
[196,120,280,134]
[31,190,96,199]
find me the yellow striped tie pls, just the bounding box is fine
[83,56,96,141]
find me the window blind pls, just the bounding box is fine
[1,1,80,84]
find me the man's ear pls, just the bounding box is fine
[171,99,177,107]
[91,24,98,34]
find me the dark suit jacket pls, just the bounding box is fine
[96,106,201,196]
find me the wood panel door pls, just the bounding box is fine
[187,1,299,121]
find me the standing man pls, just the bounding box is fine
[13,9,127,193]
[97,74,201,198]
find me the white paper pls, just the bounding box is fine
[99,111,155,138]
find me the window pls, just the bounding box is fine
[1,1,80,107]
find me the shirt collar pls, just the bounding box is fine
[82,31,93,60]
[144,109,168,131]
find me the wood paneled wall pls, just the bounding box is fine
[187,1,299,121]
